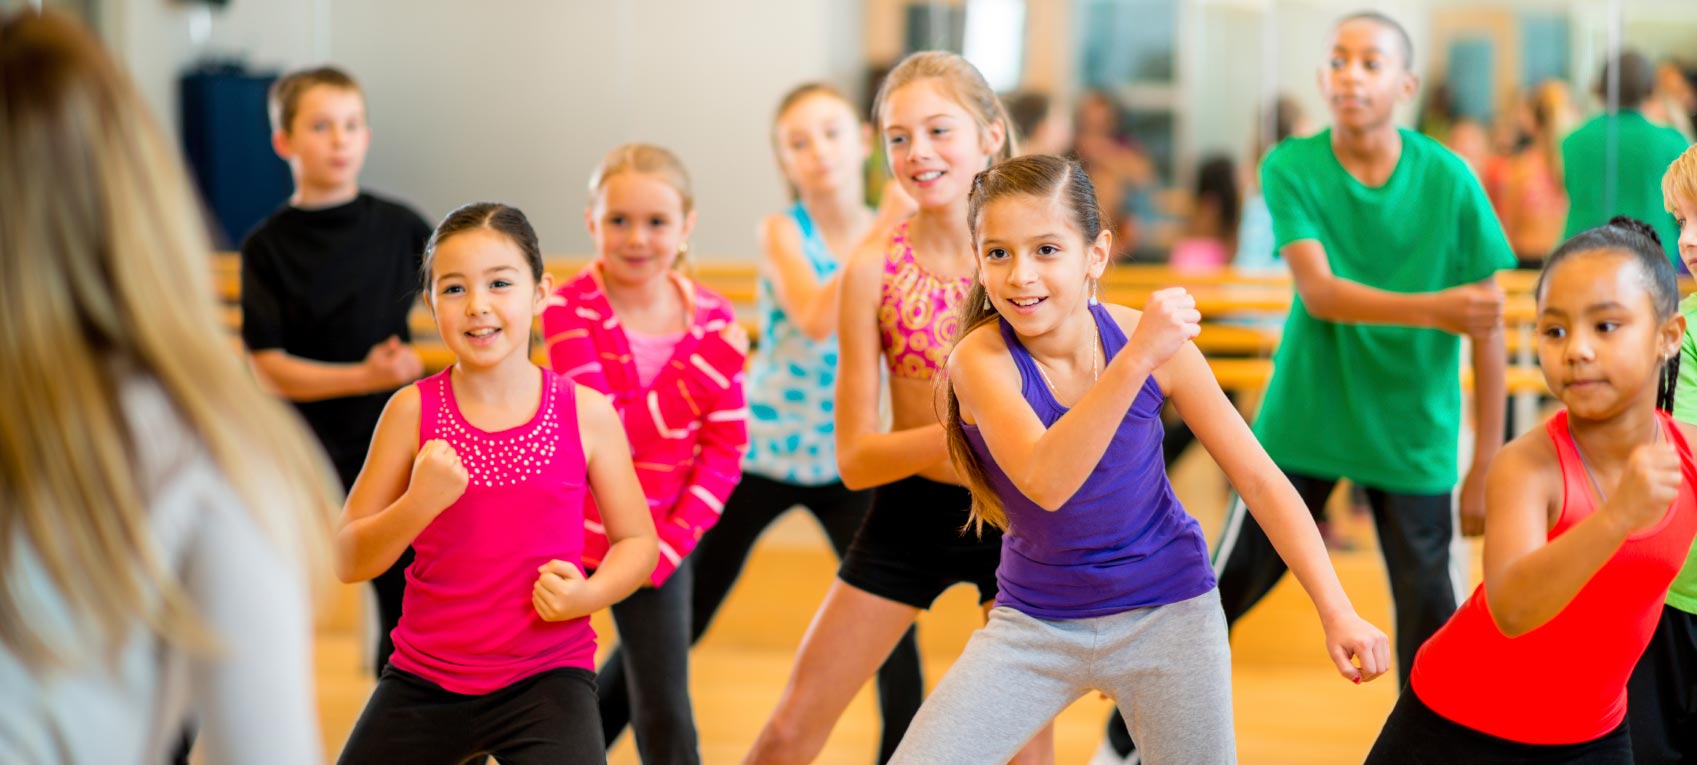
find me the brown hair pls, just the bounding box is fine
[873,51,1015,165]
[947,155,1104,533]
[420,202,546,297]
[0,9,335,667]
[268,65,361,134]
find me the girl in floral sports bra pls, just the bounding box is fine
[880,223,970,381]
[744,52,1053,765]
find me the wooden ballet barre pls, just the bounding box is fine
[1206,357,1549,395]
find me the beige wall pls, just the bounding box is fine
[104,0,863,260]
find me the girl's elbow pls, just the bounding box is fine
[840,468,874,491]
[332,554,368,584]
[836,447,874,490]
[1484,597,1533,639]
[1019,476,1069,512]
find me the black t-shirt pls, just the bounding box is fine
[240,192,432,472]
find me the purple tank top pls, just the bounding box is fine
[389,367,596,694]
[963,302,1216,619]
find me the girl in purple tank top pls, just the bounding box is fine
[333,203,658,765]
[885,156,1392,764]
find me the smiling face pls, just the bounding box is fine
[1320,18,1416,133]
[975,191,1110,337]
[775,91,869,199]
[586,171,695,289]
[1536,249,1683,420]
[273,84,368,197]
[427,227,550,368]
[882,78,1004,211]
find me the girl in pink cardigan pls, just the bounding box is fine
[542,143,747,765]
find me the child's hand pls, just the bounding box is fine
[721,323,751,356]
[408,439,469,516]
[364,336,424,389]
[1432,283,1504,337]
[1127,287,1201,367]
[1321,611,1390,684]
[533,559,596,621]
[1606,442,1681,535]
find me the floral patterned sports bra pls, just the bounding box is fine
[878,223,972,381]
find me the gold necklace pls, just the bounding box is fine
[1033,322,1101,399]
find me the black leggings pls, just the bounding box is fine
[1364,688,1631,764]
[337,666,604,764]
[596,474,924,764]
[1627,603,1697,763]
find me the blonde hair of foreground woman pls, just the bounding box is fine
[0,9,335,668]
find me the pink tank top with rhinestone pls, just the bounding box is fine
[879,223,972,380]
[388,367,595,695]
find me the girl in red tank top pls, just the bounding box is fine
[1365,217,1697,764]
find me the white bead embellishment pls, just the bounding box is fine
[436,377,561,488]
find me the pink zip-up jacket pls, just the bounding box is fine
[542,262,748,586]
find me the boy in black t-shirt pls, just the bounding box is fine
[241,66,431,675]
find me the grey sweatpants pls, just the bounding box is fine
[889,588,1236,764]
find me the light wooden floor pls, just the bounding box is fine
[311,443,1482,764]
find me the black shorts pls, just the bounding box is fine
[1364,686,1630,764]
[837,475,1002,609]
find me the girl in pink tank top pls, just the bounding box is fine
[333,203,658,765]
[1367,218,1697,764]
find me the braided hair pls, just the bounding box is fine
[1536,216,1681,412]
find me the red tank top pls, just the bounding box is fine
[1410,409,1697,744]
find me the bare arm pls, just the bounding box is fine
[1461,313,1509,535]
[1283,241,1502,335]
[332,387,461,582]
[759,214,842,342]
[952,301,1185,511]
[1164,341,1390,681]
[1481,437,1678,637]
[250,336,421,402]
[570,388,658,607]
[833,234,949,490]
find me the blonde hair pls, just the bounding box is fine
[588,142,695,215]
[267,65,361,134]
[873,51,1016,165]
[947,155,1103,533]
[0,9,336,667]
[1663,144,1697,216]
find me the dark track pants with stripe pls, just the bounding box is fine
[1105,470,1459,758]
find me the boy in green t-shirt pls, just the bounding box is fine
[1096,12,1514,762]
[1628,145,1697,763]
[1223,9,1514,685]
[1562,50,1691,267]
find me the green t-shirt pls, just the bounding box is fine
[1663,293,1697,614]
[1254,128,1515,493]
[1561,111,1690,265]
